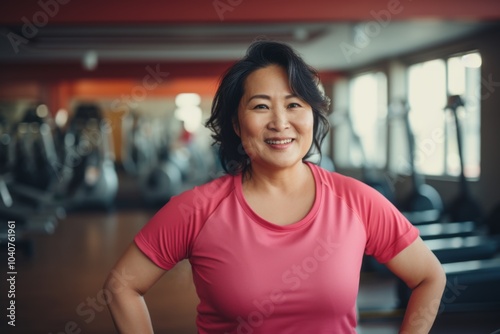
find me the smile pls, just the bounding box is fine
[265,139,294,145]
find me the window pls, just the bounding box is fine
[407,51,481,178]
[348,72,388,168]
[407,59,447,176]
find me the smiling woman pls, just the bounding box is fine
[104,41,446,334]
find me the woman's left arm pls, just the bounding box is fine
[385,237,447,334]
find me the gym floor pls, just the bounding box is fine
[2,174,499,334]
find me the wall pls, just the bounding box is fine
[477,29,500,213]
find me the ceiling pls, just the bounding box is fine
[1,0,499,76]
[1,21,497,72]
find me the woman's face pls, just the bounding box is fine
[236,64,314,172]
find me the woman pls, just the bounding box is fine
[104,41,446,333]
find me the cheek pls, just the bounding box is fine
[239,137,260,161]
[239,113,268,141]
[297,112,315,137]
[238,115,263,160]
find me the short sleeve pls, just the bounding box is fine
[338,176,419,264]
[134,191,200,270]
[361,186,419,263]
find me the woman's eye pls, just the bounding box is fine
[254,104,269,110]
[288,103,301,108]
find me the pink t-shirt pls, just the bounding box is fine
[135,162,419,333]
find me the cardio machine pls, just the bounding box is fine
[61,104,118,210]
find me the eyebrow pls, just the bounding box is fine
[246,94,298,103]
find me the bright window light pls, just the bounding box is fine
[349,72,387,168]
[174,93,202,133]
[461,53,482,69]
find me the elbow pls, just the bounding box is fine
[411,261,447,294]
[437,264,447,295]
[103,273,113,295]
[103,271,126,301]
[415,262,447,297]
[103,269,118,292]
[103,270,143,299]
[103,273,117,306]
[429,255,447,291]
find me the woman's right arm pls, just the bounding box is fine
[104,242,166,333]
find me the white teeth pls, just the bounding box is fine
[266,139,293,145]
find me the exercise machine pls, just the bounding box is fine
[397,100,444,214]
[61,104,118,210]
[444,95,484,223]
[0,106,63,257]
[398,256,500,312]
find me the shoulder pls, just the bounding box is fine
[141,173,236,237]
[310,163,373,197]
[167,173,236,217]
[310,163,393,218]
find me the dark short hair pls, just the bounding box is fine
[205,40,331,175]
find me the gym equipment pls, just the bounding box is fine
[121,111,159,176]
[13,107,59,193]
[424,235,498,264]
[398,256,500,311]
[0,114,14,208]
[344,109,395,203]
[0,107,62,257]
[397,100,444,214]
[402,209,441,225]
[123,114,218,206]
[444,95,484,223]
[121,115,183,205]
[365,234,498,275]
[8,106,64,215]
[61,104,118,210]
[362,98,498,315]
[486,203,500,235]
[417,221,477,240]
[141,157,183,205]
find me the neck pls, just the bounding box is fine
[243,161,311,194]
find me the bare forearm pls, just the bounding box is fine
[104,243,167,333]
[106,288,154,334]
[400,276,446,334]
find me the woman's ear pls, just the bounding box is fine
[233,117,240,137]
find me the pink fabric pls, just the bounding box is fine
[135,162,419,333]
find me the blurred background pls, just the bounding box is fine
[1,0,500,333]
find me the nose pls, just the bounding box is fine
[267,107,290,132]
